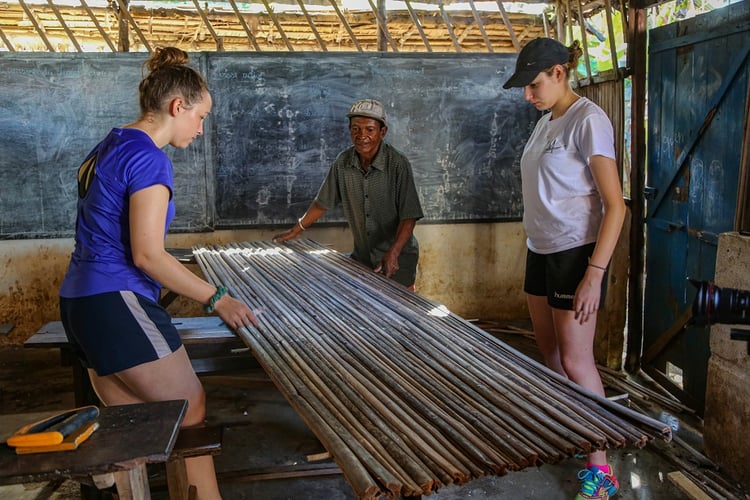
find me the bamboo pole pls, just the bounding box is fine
[192,240,672,498]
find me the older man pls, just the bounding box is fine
[274,99,424,289]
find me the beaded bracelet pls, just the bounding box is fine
[204,285,228,313]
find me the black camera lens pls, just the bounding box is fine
[691,280,750,326]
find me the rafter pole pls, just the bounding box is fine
[260,0,294,51]
[295,0,327,51]
[191,0,224,51]
[542,10,550,38]
[377,0,386,51]
[46,0,83,51]
[116,0,151,52]
[18,0,56,52]
[467,0,493,52]
[79,0,116,52]
[625,6,648,373]
[556,0,564,43]
[227,0,261,51]
[574,0,593,81]
[565,0,579,86]
[494,0,519,51]
[566,0,574,46]
[618,0,629,47]
[327,0,362,51]
[603,0,619,75]
[438,0,461,53]
[0,25,16,52]
[117,0,129,51]
[367,0,399,52]
[403,0,431,52]
[457,24,475,44]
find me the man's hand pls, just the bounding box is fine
[272,226,300,243]
[374,249,400,278]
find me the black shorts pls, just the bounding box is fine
[523,242,607,310]
[60,291,182,376]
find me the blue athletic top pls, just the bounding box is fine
[60,128,175,303]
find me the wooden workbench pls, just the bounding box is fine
[0,400,187,499]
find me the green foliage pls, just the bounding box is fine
[648,0,728,28]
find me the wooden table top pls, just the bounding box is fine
[0,400,187,486]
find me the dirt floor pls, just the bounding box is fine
[0,327,748,499]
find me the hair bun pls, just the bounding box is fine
[145,47,190,73]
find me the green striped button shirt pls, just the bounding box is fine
[315,142,424,286]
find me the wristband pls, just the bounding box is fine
[587,258,607,272]
[297,218,306,231]
[204,285,228,313]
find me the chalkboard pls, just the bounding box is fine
[0,52,538,239]
[0,53,212,239]
[207,52,538,227]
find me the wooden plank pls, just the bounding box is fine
[667,471,712,500]
[26,318,237,349]
[641,307,693,363]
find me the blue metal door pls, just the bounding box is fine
[643,2,750,413]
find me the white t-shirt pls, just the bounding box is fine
[520,97,616,254]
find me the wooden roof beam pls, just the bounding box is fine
[495,0,520,51]
[227,0,261,51]
[438,0,461,52]
[79,0,116,52]
[259,0,294,50]
[327,0,363,51]
[116,0,152,51]
[367,0,399,51]
[18,0,56,51]
[0,25,15,51]
[295,0,327,51]
[46,0,82,51]
[191,0,224,50]
[467,0,493,51]
[403,0,432,51]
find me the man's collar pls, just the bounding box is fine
[349,143,387,171]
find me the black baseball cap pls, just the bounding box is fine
[503,38,570,89]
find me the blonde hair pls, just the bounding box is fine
[138,47,209,114]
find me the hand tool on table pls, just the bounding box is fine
[6,405,99,454]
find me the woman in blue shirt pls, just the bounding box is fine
[60,47,256,499]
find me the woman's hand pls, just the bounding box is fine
[573,268,605,324]
[213,295,258,330]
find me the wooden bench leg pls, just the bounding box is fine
[166,458,190,500]
[113,464,151,500]
[166,459,199,500]
[166,425,223,499]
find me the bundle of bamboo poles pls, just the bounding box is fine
[193,239,672,500]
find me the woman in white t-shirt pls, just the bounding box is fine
[504,37,627,500]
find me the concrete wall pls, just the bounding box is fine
[704,232,750,490]
[0,222,530,346]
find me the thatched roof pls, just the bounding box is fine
[0,0,613,53]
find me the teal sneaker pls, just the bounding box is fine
[574,465,619,499]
